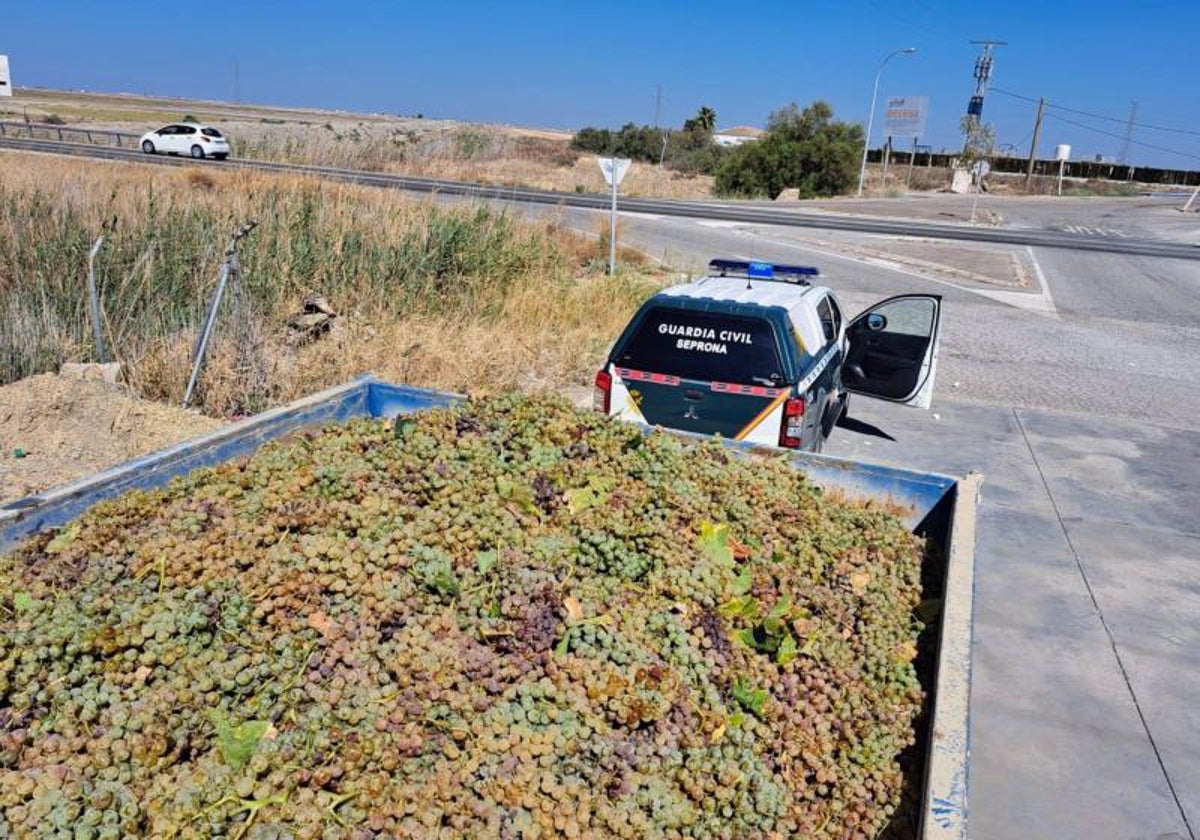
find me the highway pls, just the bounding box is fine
[2,135,1198,261]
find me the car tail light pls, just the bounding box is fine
[778,396,805,448]
[593,369,612,414]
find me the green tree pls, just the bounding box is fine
[958,116,996,180]
[570,107,728,175]
[683,106,717,135]
[715,101,863,199]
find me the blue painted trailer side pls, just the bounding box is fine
[0,376,974,840]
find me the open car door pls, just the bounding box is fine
[842,294,942,409]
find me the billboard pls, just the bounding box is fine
[884,96,928,139]
[0,56,11,98]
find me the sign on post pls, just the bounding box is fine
[598,157,631,274]
[0,56,12,98]
[598,156,631,187]
[884,96,928,139]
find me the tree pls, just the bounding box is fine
[958,116,996,181]
[715,101,863,199]
[570,107,727,175]
[683,106,717,136]
[958,116,996,219]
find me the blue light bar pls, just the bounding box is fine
[708,258,820,283]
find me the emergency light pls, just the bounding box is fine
[708,259,819,284]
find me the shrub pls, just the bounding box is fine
[570,110,726,176]
[42,113,66,126]
[715,101,862,199]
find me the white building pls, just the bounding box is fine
[714,126,763,147]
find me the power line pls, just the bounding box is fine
[992,87,1200,137]
[1044,112,1200,162]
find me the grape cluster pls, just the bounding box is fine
[1,393,926,839]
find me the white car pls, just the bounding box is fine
[139,123,231,160]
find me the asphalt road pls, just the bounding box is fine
[517,204,1200,433]
[2,135,1198,261]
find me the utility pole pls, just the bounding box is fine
[1025,96,1045,185]
[964,40,1006,129]
[1117,100,1137,164]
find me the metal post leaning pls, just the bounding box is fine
[183,220,259,408]
[87,237,109,363]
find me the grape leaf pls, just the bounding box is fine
[475,550,498,576]
[554,627,574,657]
[496,476,537,515]
[13,591,41,612]
[731,568,753,596]
[698,521,733,566]
[209,712,270,770]
[776,634,799,666]
[732,676,768,719]
[45,522,80,555]
[718,594,758,620]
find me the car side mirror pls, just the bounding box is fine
[866,313,887,332]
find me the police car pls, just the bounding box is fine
[593,259,943,451]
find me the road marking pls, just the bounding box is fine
[1025,246,1059,317]
[696,219,746,229]
[729,234,1063,319]
[1063,224,1126,238]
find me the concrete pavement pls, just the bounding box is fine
[825,397,1198,840]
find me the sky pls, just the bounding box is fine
[5,0,1199,168]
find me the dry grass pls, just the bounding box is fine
[0,151,664,415]
[4,89,716,200]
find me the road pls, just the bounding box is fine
[517,203,1200,433]
[2,135,1198,261]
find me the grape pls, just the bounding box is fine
[0,394,926,838]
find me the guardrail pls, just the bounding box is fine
[0,119,139,148]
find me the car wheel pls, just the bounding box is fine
[141,140,156,154]
[190,145,205,159]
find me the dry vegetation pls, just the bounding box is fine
[2,90,715,200]
[0,151,665,417]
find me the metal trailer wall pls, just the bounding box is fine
[0,375,978,840]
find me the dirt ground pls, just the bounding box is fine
[0,374,223,504]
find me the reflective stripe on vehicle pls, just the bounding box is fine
[734,392,789,441]
[711,382,788,398]
[615,367,681,387]
[797,344,839,392]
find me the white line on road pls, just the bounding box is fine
[725,232,1064,319]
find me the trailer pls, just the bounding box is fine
[0,375,979,839]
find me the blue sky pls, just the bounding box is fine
[6,0,1199,168]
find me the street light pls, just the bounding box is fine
[856,47,916,197]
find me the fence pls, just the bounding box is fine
[866,147,1200,187]
[0,119,139,148]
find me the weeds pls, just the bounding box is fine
[0,154,662,414]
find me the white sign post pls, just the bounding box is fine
[598,157,631,274]
[0,56,12,98]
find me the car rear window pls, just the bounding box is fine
[614,306,784,386]
[201,128,223,138]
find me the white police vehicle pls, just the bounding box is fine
[594,259,942,451]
